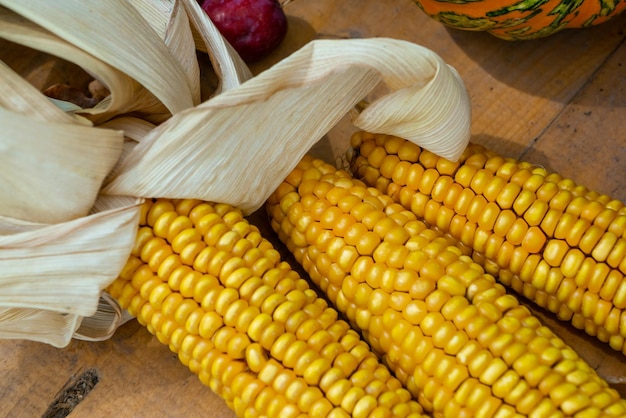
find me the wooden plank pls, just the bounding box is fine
[0,322,236,418]
[70,322,235,418]
[523,40,626,201]
[0,340,71,418]
[443,19,626,160]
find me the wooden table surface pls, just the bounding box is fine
[1,1,625,417]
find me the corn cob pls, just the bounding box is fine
[348,131,626,355]
[266,155,626,417]
[107,198,426,418]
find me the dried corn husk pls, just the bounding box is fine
[128,0,201,105]
[0,195,141,346]
[1,0,195,116]
[0,0,471,345]
[0,195,141,314]
[0,7,151,123]
[182,0,252,91]
[0,0,206,345]
[103,37,471,214]
[1,5,180,124]
[99,116,157,144]
[0,307,82,347]
[0,107,124,224]
[73,293,134,343]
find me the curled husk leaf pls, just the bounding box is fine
[0,196,142,314]
[0,307,82,348]
[1,0,196,119]
[73,293,134,342]
[0,6,162,124]
[0,106,124,224]
[103,38,471,215]
[0,196,142,346]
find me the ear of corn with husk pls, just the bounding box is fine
[0,0,471,348]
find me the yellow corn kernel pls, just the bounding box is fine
[453,187,475,217]
[523,200,549,226]
[465,196,487,226]
[454,165,477,190]
[441,183,464,211]
[367,146,390,169]
[465,150,490,168]
[476,202,501,231]
[579,225,605,254]
[561,249,585,278]
[613,278,626,309]
[379,154,401,181]
[470,169,495,195]
[606,238,625,270]
[543,239,569,267]
[430,175,455,203]
[416,168,438,196]
[599,270,622,306]
[418,148,443,168]
[591,232,617,261]
[510,168,534,187]
[496,182,523,209]
[513,189,536,216]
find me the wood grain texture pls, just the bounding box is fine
[0,1,624,417]
[0,322,233,418]
[521,41,626,201]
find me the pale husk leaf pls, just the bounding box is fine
[0,0,194,118]
[0,106,124,223]
[0,195,142,316]
[354,65,470,161]
[0,60,84,124]
[0,307,82,347]
[129,0,201,105]
[103,38,471,214]
[73,293,134,342]
[0,7,163,124]
[98,117,157,185]
[103,67,380,214]
[0,214,43,235]
[128,0,172,39]
[181,0,252,92]
[99,116,156,142]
